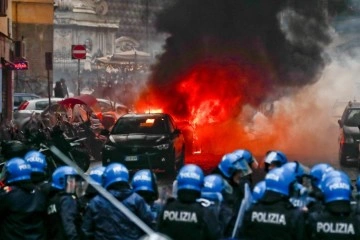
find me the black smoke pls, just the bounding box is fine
[150,0,333,88]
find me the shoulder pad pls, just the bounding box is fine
[196,198,214,207]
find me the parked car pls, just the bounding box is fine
[338,100,360,166]
[102,113,186,175]
[13,98,64,127]
[13,92,41,110]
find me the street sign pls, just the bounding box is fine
[71,45,86,59]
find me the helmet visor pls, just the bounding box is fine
[65,175,81,195]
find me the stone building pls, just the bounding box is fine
[53,0,171,97]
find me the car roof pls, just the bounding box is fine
[346,101,360,109]
[26,97,63,102]
[121,113,169,118]
[14,93,40,97]
[96,98,128,108]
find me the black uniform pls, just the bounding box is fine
[46,190,82,240]
[0,182,47,240]
[240,191,306,240]
[157,197,221,240]
[306,202,360,240]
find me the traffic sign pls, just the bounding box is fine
[72,45,86,59]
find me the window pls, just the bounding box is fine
[35,101,50,110]
[0,0,8,17]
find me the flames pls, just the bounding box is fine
[135,59,284,157]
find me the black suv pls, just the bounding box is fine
[338,101,360,165]
[102,113,186,174]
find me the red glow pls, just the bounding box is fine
[136,59,277,158]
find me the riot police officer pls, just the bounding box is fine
[24,150,51,194]
[306,172,360,239]
[240,166,306,240]
[78,165,105,215]
[157,164,222,240]
[0,157,47,240]
[131,169,162,227]
[81,163,153,240]
[213,152,252,237]
[46,166,82,240]
[263,150,288,173]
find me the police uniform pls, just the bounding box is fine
[46,190,82,240]
[240,191,306,240]
[157,197,221,240]
[306,202,360,239]
[0,183,47,240]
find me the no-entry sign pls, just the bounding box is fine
[72,45,87,59]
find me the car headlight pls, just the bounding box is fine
[344,135,354,143]
[154,143,170,150]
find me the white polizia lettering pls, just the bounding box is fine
[317,222,355,235]
[47,204,57,214]
[251,212,286,225]
[163,210,198,223]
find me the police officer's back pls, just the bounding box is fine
[24,150,51,195]
[46,166,82,240]
[131,169,162,227]
[240,166,306,240]
[157,164,221,240]
[306,171,360,239]
[0,157,47,240]
[78,166,105,216]
[81,163,153,240]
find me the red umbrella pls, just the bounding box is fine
[59,94,98,109]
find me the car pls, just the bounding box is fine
[13,92,41,110]
[338,100,360,166]
[13,97,64,127]
[102,113,186,174]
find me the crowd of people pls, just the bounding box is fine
[0,147,360,240]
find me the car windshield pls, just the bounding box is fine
[344,108,360,126]
[112,117,167,134]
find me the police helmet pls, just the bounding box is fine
[131,169,155,193]
[201,174,225,202]
[88,166,106,185]
[282,161,308,183]
[176,164,204,192]
[4,157,32,184]
[252,180,266,203]
[218,153,252,178]
[103,163,129,189]
[309,163,333,189]
[322,176,352,203]
[264,150,288,172]
[233,149,259,169]
[321,170,351,190]
[265,167,296,196]
[51,166,78,190]
[24,150,47,174]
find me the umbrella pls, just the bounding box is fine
[59,94,98,108]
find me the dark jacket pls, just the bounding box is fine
[157,196,222,240]
[81,188,153,240]
[46,190,82,240]
[306,201,360,240]
[0,182,47,240]
[240,190,306,240]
